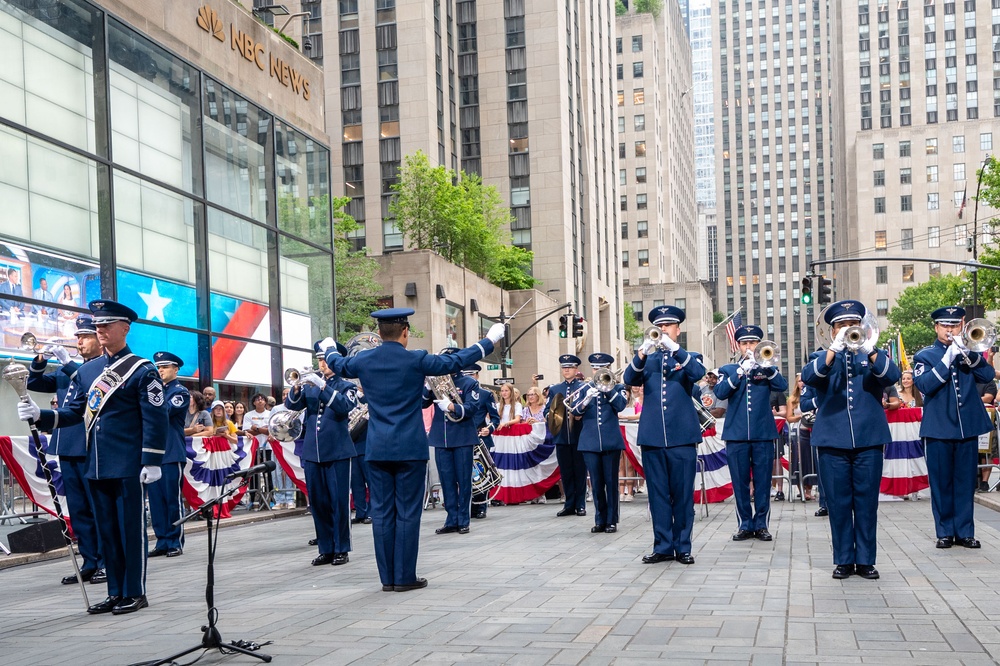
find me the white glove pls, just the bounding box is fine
[860,337,877,356]
[17,397,40,422]
[829,327,848,353]
[739,357,755,374]
[639,339,657,356]
[139,466,162,484]
[951,335,968,352]
[318,336,336,353]
[661,335,680,352]
[435,397,453,413]
[304,373,326,389]
[43,344,71,365]
[942,343,961,366]
[486,323,506,344]
[586,387,600,399]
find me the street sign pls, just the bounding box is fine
[505,358,513,366]
[486,364,500,371]
[494,377,515,386]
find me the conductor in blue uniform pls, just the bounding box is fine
[544,355,588,517]
[623,305,706,565]
[464,365,500,519]
[715,326,788,542]
[570,353,627,533]
[326,309,505,592]
[288,340,358,566]
[423,350,480,534]
[913,306,995,549]
[27,314,106,585]
[801,300,900,580]
[19,300,168,614]
[147,351,189,558]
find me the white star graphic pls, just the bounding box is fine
[138,281,172,322]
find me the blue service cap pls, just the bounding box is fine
[931,306,966,324]
[734,325,764,342]
[153,351,183,368]
[74,314,97,335]
[461,363,482,375]
[371,307,415,324]
[822,299,867,324]
[559,354,581,367]
[588,352,614,367]
[648,305,686,325]
[316,339,348,357]
[88,299,138,324]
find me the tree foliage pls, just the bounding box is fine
[633,0,664,17]
[883,273,968,353]
[623,303,643,347]
[332,196,383,339]
[389,150,538,290]
[615,0,627,16]
[976,155,1000,211]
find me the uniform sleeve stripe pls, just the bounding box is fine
[872,355,889,378]
[932,367,946,383]
[142,448,165,454]
[678,354,690,367]
[326,390,338,408]
[727,375,739,390]
[474,342,486,357]
[51,411,59,430]
[967,354,981,367]
[812,358,827,378]
[630,359,643,372]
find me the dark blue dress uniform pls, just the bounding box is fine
[801,300,900,573]
[350,393,371,523]
[423,368,479,531]
[147,351,189,555]
[570,354,627,532]
[623,305,706,562]
[35,300,167,607]
[544,355,588,515]
[26,316,103,578]
[465,367,500,517]
[326,308,497,590]
[715,326,789,537]
[286,353,358,562]
[913,306,996,546]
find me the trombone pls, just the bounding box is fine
[20,332,80,359]
[950,317,997,362]
[592,367,623,393]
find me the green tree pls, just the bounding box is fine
[332,196,383,339]
[975,155,1000,210]
[633,0,664,17]
[883,273,969,353]
[968,156,1000,308]
[623,302,643,347]
[615,0,627,16]
[488,244,537,290]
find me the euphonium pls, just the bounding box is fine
[753,340,780,367]
[956,318,997,352]
[592,367,622,393]
[426,351,464,407]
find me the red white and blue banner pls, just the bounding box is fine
[181,435,257,513]
[270,437,309,494]
[882,407,930,496]
[490,422,560,504]
[0,434,73,533]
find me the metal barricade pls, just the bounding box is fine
[789,422,818,503]
[771,437,791,500]
[977,407,1000,491]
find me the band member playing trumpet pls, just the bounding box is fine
[570,354,627,533]
[714,326,788,542]
[287,340,359,567]
[802,300,900,580]
[624,305,706,566]
[545,354,588,517]
[913,307,996,550]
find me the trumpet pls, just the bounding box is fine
[284,366,324,389]
[592,367,623,393]
[20,332,80,359]
[642,325,668,351]
[753,340,780,367]
[815,307,880,352]
[953,318,997,353]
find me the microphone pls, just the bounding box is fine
[225,460,276,481]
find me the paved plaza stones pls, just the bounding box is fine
[4,495,1000,664]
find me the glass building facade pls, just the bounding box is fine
[0,0,333,397]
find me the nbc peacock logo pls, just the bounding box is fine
[196,5,225,42]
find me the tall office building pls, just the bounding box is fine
[316,0,624,356]
[713,0,839,374]
[832,0,999,325]
[690,0,718,292]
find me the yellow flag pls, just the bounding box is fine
[898,332,910,371]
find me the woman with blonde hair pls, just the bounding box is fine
[497,383,522,428]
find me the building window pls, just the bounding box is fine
[875,230,888,249]
[619,169,626,185]
[632,36,643,52]
[955,224,968,245]
[616,63,623,80]
[620,195,627,211]
[926,138,938,154]
[927,165,939,182]
[874,170,885,186]
[636,194,647,210]
[636,167,647,183]
[901,195,912,211]
[622,251,629,267]
[634,114,645,131]
[674,298,687,309]
[637,220,648,238]
[633,62,644,78]
[900,168,912,184]
[638,250,649,267]
[901,228,913,249]
[877,299,889,316]
[876,266,888,284]
[929,262,941,277]
[633,89,645,104]
[928,193,940,209]
[617,91,624,106]
[631,300,643,320]
[873,143,885,159]
[899,140,911,157]
[635,141,646,157]
[955,191,966,208]
[621,222,628,239]
[953,135,966,152]
[981,133,993,150]
[954,163,966,180]
[902,264,914,282]
[618,117,625,134]
[875,197,886,213]
[928,226,940,247]
[616,37,622,54]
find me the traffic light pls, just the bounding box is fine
[558,314,568,338]
[801,276,813,305]
[818,276,833,305]
[572,315,585,338]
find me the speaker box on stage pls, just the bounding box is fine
[7,520,65,553]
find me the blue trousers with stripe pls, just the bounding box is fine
[817,445,883,566]
[642,444,697,556]
[146,462,185,551]
[925,437,979,539]
[725,440,774,532]
[90,476,147,598]
[304,459,352,555]
[60,455,103,571]
[368,460,426,587]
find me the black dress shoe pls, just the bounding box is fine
[90,568,107,585]
[936,537,954,549]
[351,517,365,524]
[148,547,168,558]
[556,508,575,517]
[957,537,982,548]
[394,578,428,592]
[642,552,674,564]
[591,525,606,533]
[63,569,95,585]
[814,507,829,517]
[362,517,373,524]
[165,547,183,558]
[732,529,754,541]
[332,553,349,565]
[755,529,773,542]
[87,596,122,615]
[605,524,617,533]
[308,538,318,546]
[676,553,695,565]
[111,596,148,615]
[473,511,487,519]
[435,525,459,534]
[312,553,335,566]
[856,565,880,579]
[575,508,587,516]
[832,564,854,579]
[382,584,394,592]
[457,526,470,534]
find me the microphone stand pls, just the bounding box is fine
[130,475,272,665]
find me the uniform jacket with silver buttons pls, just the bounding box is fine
[285,377,358,463]
[27,357,83,457]
[913,340,995,440]
[545,377,585,446]
[465,381,500,449]
[162,379,190,464]
[35,346,167,479]
[569,383,627,453]
[623,346,706,447]
[423,373,479,449]
[714,363,789,441]
[801,348,900,449]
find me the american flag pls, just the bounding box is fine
[726,311,742,355]
[958,183,968,219]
